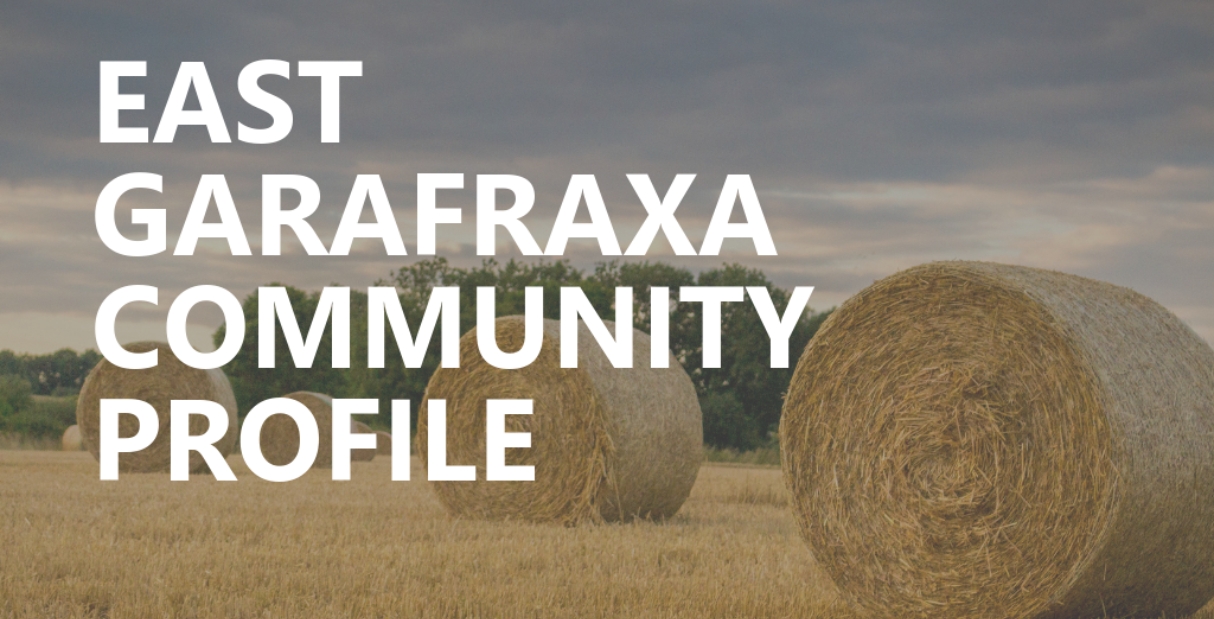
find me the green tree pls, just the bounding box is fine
[584,261,696,336]
[23,348,102,395]
[216,285,350,417]
[0,348,102,396]
[678,264,830,450]
[0,350,20,378]
[0,374,33,419]
[385,257,599,334]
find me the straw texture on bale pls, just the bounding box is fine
[61,424,83,451]
[76,342,239,473]
[351,421,376,462]
[417,316,702,525]
[375,430,392,455]
[780,261,1214,619]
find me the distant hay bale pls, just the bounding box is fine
[417,316,702,525]
[351,421,376,462]
[258,391,335,468]
[76,341,238,474]
[257,393,377,467]
[61,424,83,451]
[780,261,1214,619]
[375,430,392,455]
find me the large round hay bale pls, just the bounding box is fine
[351,420,376,462]
[417,316,702,525]
[375,430,392,456]
[61,424,83,451]
[76,342,238,473]
[781,261,1214,619]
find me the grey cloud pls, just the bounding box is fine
[6,1,1214,182]
[2,1,1214,349]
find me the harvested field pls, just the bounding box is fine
[1,451,1211,618]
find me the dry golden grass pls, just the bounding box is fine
[0,451,842,618]
[1,451,1212,618]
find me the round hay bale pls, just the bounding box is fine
[76,341,238,473]
[780,261,1214,619]
[375,430,392,456]
[61,424,83,451]
[258,391,335,468]
[257,393,376,467]
[417,316,702,525]
[351,420,376,462]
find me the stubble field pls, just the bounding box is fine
[2,451,1213,618]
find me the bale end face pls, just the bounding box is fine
[76,342,238,474]
[259,391,334,469]
[417,316,702,525]
[781,261,1214,618]
[61,425,83,451]
[258,393,378,467]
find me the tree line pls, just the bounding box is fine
[0,260,831,450]
[0,348,102,397]
[0,349,97,438]
[217,259,830,451]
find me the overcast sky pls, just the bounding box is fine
[2,1,1213,352]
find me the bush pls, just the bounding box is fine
[0,348,99,396]
[703,444,781,467]
[3,397,76,438]
[700,391,763,451]
[0,374,33,418]
[0,372,75,440]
